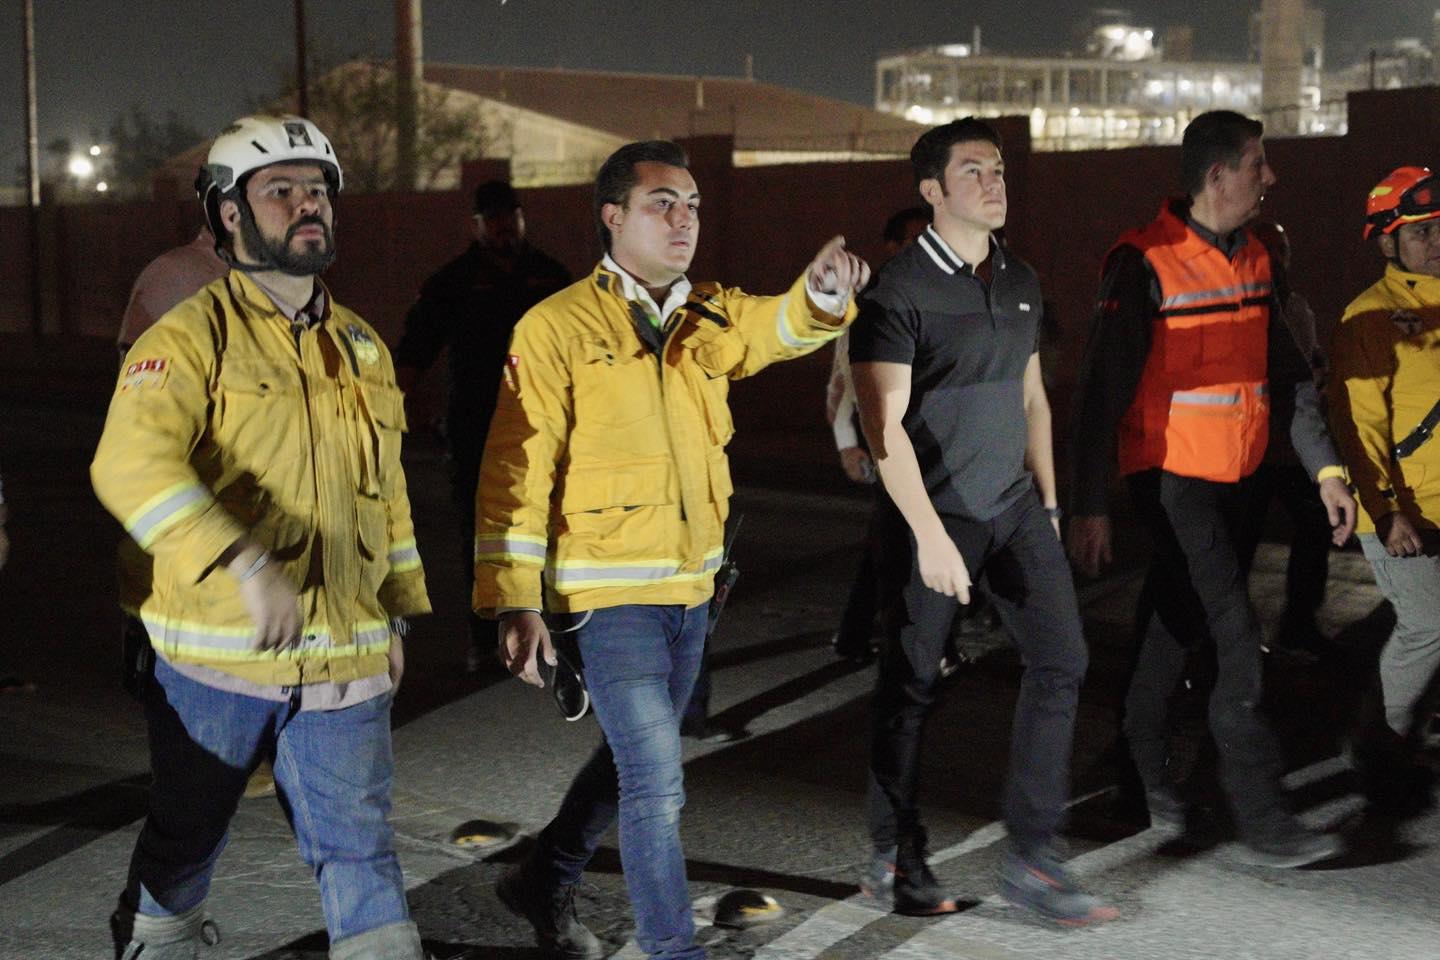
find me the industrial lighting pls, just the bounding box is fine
[87,144,101,156]
[95,181,109,193]
[66,155,94,178]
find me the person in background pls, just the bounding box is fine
[395,180,570,675]
[827,206,928,663]
[1237,220,1339,659]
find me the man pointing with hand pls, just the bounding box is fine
[473,139,866,960]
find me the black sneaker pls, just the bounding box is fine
[1000,846,1118,926]
[1237,820,1342,868]
[857,847,896,905]
[893,837,959,915]
[679,718,743,743]
[830,631,877,663]
[496,864,603,960]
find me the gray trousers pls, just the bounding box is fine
[1360,532,1440,736]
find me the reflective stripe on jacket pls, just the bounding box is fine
[473,263,852,616]
[1329,264,1440,534]
[1116,202,1272,482]
[92,271,431,685]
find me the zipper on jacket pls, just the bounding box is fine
[658,310,690,524]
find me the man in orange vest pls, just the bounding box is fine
[1068,110,1355,867]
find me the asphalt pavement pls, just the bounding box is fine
[2,382,1438,960]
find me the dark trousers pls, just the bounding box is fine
[868,491,1088,855]
[452,448,497,651]
[1235,462,1332,637]
[834,491,883,654]
[1124,469,1288,837]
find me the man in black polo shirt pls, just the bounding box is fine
[850,118,1115,925]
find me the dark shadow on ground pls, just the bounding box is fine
[0,772,149,886]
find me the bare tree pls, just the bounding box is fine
[259,56,491,192]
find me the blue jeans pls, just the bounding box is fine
[125,657,410,945]
[533,604,707,960]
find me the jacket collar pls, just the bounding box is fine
[230,270,330,329]
[1383,261,1440,299]
[913,225,1004,277]
[1160,197,1251,261]
[595,254,693,323]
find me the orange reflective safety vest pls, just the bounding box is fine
[1116,202,1272,482]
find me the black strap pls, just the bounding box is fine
[1393,397,1440,460]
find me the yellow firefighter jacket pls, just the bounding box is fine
[91,271,430,685]
[472,262,853,616]
[1330,263,1440,534]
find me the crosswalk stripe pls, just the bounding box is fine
[746,787,1112,959]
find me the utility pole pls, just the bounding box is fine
[395,0,422,190]
[294,0,309,116]
[21,0,41,337]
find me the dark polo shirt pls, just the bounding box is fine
[849,225,1042,521]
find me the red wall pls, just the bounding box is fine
[9,86,1440,487]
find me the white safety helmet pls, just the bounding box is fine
[196,114,342,240]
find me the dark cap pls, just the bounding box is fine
[474,180,520,216]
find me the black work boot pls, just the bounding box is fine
[892,832,959,915]
[496,861,604,960]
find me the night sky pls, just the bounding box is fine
[2,0,1433,184]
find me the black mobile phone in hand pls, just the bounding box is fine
[542,619,592,722]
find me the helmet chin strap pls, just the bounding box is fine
[220,192,327,277]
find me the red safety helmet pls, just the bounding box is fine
[1364,166,1440,240]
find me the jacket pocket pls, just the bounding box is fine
[357,381,406,498]
[571,335,660,429]
[707,451,733,504]
[558,458,676,515]
[216,360,303,478]
[354,496,390,608]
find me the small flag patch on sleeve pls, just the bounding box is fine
[121,358,169,391]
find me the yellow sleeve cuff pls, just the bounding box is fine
[1315,465,1348,483]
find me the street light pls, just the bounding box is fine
[66,155,95,179]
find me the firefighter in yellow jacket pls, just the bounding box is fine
[92,115,430,960]
[1331,166,1440,811]
[477,140,868,960]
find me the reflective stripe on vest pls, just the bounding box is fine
[1170,384,1267,407]
[140,614,391,660]
[388,537,421,573]
[1159,282,1273,313]
[1114,202,1271,483]
[775,292,844,350]
[125,482,213,549]
[548,549,723,589]
[475,531,547,565]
